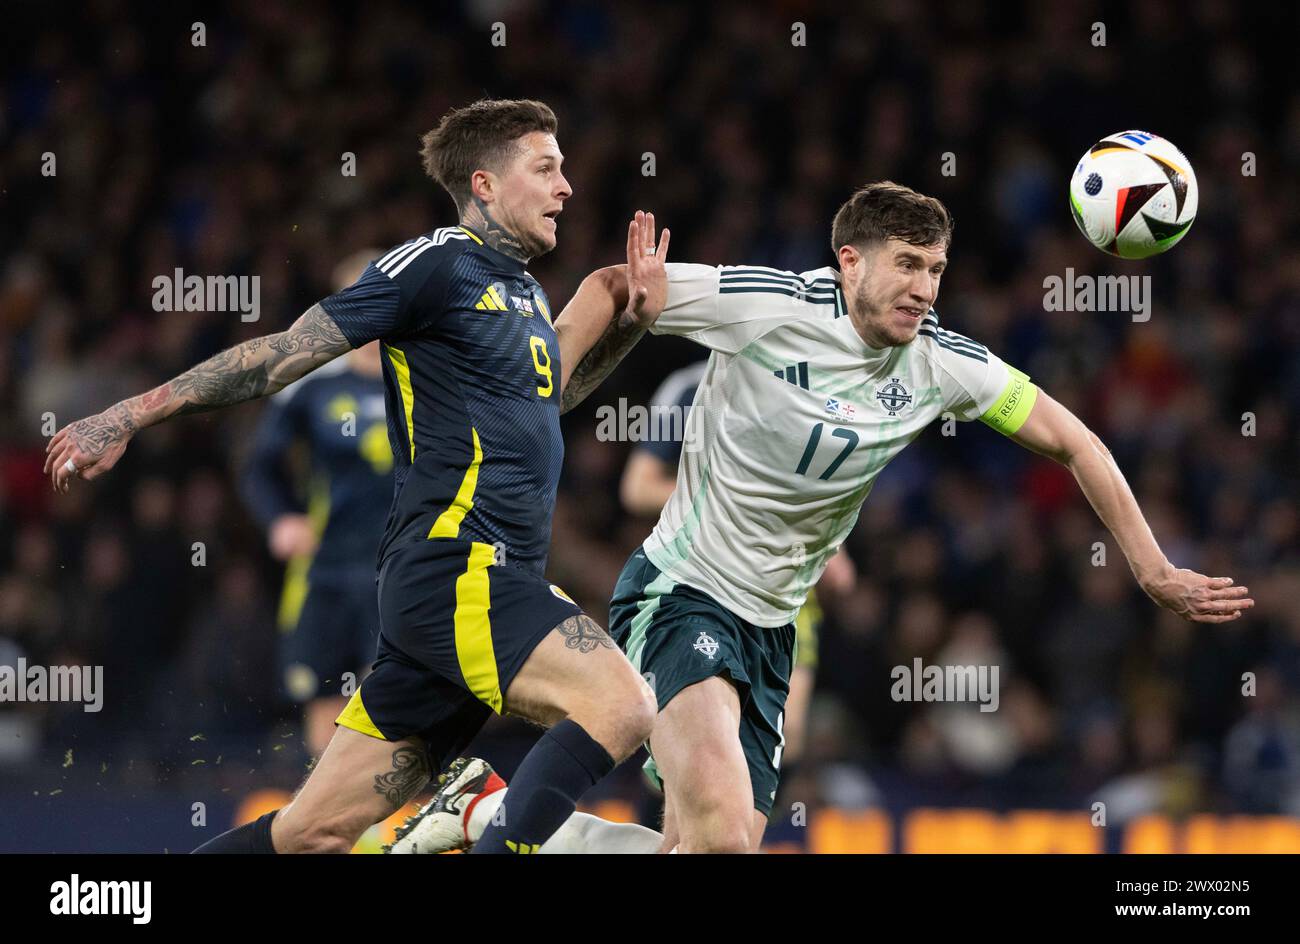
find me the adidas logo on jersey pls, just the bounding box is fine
[474,282,511,311]
[474,284,546,320]
[773,362,809,390]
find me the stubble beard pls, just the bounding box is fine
[853,282,913,349]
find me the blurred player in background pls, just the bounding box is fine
[619,360,857,778]
[240,250,391,758]
[407,186,1255,854]
[45,98,661,854]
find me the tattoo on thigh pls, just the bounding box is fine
[373,747,430,807]
[557,614,617,654]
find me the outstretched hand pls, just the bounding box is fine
[1142,566,1254,623]
[623,210,670,328]
[44,403,137,493]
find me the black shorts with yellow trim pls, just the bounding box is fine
[336,537,582,768]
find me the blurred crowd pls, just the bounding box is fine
[2,0,1299,828]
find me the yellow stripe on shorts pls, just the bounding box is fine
[336,689,386,740]
[455,542,502,713]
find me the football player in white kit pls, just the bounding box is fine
[394,184,1253,854]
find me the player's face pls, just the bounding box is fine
[843,238,948,348]
[491,132,571,257]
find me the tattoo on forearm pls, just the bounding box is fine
[463,196,533,262]
[373,746,431,807]
[135,304,351,422]
[560,312,648,413]
[556,614,618,653]
[171,344,274,417]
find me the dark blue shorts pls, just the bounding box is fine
[279,572,380,703]
[336,538,582,768]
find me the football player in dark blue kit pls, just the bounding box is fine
[46,98,673,854]
[241,250,391,757]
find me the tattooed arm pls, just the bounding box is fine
[45,304,353,492]
[557,268,640,413]
[557,211,671,414]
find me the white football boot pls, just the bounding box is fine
[384,756,505,854]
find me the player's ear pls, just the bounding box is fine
[837,243,861,274]
[469,168,496,205]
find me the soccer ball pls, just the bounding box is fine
[1069,130,1198,259]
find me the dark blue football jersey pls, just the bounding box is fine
[240,360,392,581]
[319,225,563,577]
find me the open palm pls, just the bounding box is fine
[624,209,670,327]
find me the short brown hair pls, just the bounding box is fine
[830,181,953,255]
[419,99,558,212]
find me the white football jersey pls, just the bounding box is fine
[641,262,1037,627]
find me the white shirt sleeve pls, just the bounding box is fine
[651,263,802,355]
[931,334,1015,422]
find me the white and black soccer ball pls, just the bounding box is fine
[1069,130,1198,259]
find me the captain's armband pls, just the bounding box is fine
[979,366,1038,436]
